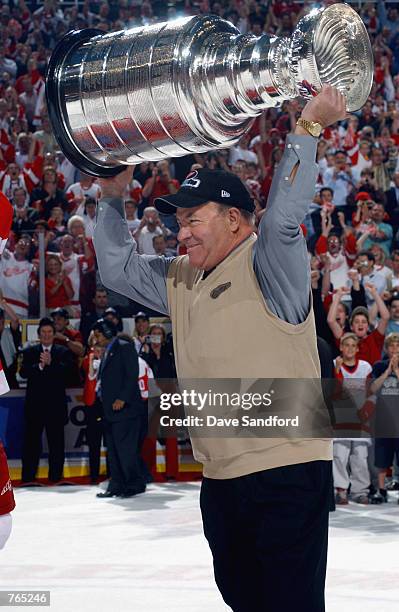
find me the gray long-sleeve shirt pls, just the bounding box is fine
[94,134,318,325]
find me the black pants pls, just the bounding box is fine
[200,460,332,612]
[103,417,145,495]
[22,414,65,482]
[85,403,104,481]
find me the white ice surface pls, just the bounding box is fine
[2,483,399,612]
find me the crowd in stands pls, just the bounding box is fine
[0,0,398,501]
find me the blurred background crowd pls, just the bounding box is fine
[0,0,399,502]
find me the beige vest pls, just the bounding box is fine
[166,234,332,479]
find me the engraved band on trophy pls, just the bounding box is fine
[45,3,373,177]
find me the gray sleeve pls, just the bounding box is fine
[253,134,318,325]
[93,197,173,315]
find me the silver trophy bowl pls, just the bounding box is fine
[46,3,372,177]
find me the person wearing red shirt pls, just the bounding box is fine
[142,160,179,207]
[328,286,390,365]
[45,255,74,313]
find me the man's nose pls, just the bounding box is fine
[177,226,191,242]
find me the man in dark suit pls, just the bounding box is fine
[21,318,72,484]
[92,319,146,498]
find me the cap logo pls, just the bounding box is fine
[183,170,200,189]
[221,190,230,198]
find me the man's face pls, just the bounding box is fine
[13,189,26,207]
[370,245,383,263]
[135,318,149,336]
[356,255,373,275]
[351,315,369,339]
[15,238,30,258]
[392,255,399,275]
[53,314,67,333]
[340,338,359,361]
[8,164,19,180]
[327,235,340,255]
[390,300,399,321]
[335,153,347,170]
[60,236,74,256]
[371,204,384,223]
[372,149,383,166]
[321,190,333,203]
[153,235,166,255]
[94,290,108,310]
[93,329,108,347]
[177,203,240,271]
[359,142,370,157]
[39,325,55,346]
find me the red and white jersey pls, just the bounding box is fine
[0,156,42,198]
[0,252,33,317]
[0,443,14,516]
[138,357,154,400]
[58,252,88,316]
[334,359,372,408]
[67,181,101,205]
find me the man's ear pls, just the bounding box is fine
[227,207,241,231]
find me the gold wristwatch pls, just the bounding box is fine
[296,118,323,138]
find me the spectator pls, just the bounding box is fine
[140,324,176,378]
[58,234,93,317]
[322,150,355,208]
[369,332,399,503]
[30,166,69,218]
[47,205,67,238]
[51,307,84,386]
[133,311,150,355]
[386,296,399,335]
[353,251,387,305]
[134,206,170,255]
[328,287,389,365]
[370,146,391,193]
[20,317,72,484]
[79,286,109,346]
[0,291,20,389]
[11,187,38,236]
[80,197,97,239]
[0,155,43,200]
[0,235,36,317]
[315,212,357,291]
[389,250,399,290]
[81,341,105,484]
[45,254,74,313]
[124,198,140,235]
[67,173,101,213]
[153,234,167,256]
[104,306,123,333]
[356,202,393,256]
[141,160,179,207]
[333,333,372,505]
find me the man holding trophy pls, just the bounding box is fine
[45,3,373,610]
[93,85,344,611]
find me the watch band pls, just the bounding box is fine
[296,118,322,138]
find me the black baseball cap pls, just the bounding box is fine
[154,168,255,215]
[134,311,149,321]
[51,307,69,319]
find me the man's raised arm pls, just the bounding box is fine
[94,169,172,315]
[253,85,348,325]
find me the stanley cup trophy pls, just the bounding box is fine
[46,3,373,177]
